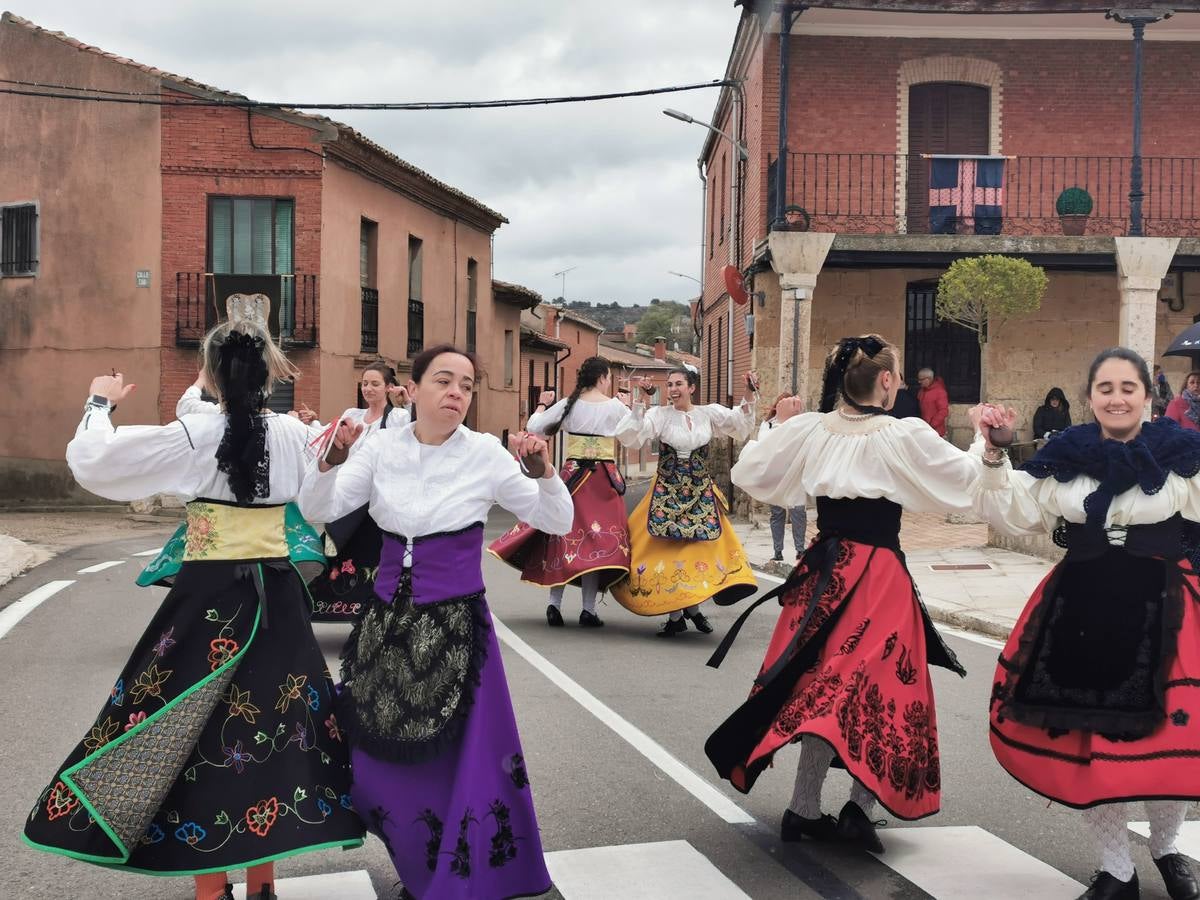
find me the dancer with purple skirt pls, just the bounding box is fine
[299,344,571,899]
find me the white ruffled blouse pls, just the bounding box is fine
[732,410,982,514]
[297,422,574,539]
[526,396,628,438]
[974,454,1200,537]
[616,402,755,453]
[67,404,315,504]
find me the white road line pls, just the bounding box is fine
[1130,821,1200,860]
[492,616,756,825]
[0,581,75,640]
[752,568,1007,650]
[545,840,752,899]
[230,870,375,899]
[131,547,164,557]
[76,560,125,574]
[880,825,1084,899]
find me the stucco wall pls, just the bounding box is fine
[804,267,1139,444]
[0,19,163,497]
[319,161,515,437]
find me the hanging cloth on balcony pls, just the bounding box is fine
[928,155,1005,235]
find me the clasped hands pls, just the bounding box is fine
[968,403,1018,449]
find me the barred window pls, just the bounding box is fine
[1,203,38,277]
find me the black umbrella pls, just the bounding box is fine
[1164,321,1200,358]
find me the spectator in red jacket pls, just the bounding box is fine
[917,367,949,437]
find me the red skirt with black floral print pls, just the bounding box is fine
[707,539,951,821]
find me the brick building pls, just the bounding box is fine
[0,13,520,497]
[697,1,1200,446]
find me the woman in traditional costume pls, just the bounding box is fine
[489,356,630,628]
[23,300,364,900]
[298,343,571,900]
[975,347,1200,900]
[610,366,758,636]
[705,335,978,853]
[302,361,410,623]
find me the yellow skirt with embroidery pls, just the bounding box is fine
[610,479,758,616]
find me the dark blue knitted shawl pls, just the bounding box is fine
[1021,418,1200,530]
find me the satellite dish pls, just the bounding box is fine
[723,265,749,306]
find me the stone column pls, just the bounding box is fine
[1114,236,1179,366]
[767,232,835,403]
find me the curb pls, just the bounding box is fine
[748,554,1017,643]
[921,603,1014,642]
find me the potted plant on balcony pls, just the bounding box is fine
[1056,187,1093,236]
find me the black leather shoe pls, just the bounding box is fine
[781,809,840,842]
[836,801,885,854]
[1078,870,1139,900]
[255,886,278,900]
[656,617,688,637]
[546,605,564,627]
[215,885,235,900]
[687,611,714,634]
[771,552,784,561]
[1156,854,1199,900]
[579,610,605,628]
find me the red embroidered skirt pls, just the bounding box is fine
[706,540,949,821]
[990,558,1200,808]
[488,459,630,590]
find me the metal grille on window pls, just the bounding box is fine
[408,299,425,356]
[1,204,38,276]
[361,288,379,354]
[904,281,981,404]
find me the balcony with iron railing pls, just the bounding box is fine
[766,153,1200,239]
[175,273,318,347]
[361,287,379,354]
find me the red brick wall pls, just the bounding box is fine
[158,91,325,421]
[699,30,1200,408]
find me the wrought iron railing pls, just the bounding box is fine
[767,152,1200,237]
[361,287,379,354]
[407,298,425,357]
[175,273,318,347]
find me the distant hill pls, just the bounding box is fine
[562,299,690,333]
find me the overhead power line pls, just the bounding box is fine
[0,78,735,111]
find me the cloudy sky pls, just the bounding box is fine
[22,1,740,305]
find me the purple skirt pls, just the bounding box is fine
[343,524,551,899]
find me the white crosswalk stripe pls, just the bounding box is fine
[546,840,752,899]
[229,869,375,898]
[131,546,165,557]
[878,826,1085,899]
[76,559,125,574]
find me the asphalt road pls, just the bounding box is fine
[0,519,1191,899]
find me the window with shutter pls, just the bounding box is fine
[905,84,989,234]
[0,203,38,276]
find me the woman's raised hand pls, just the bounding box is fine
[88,373,136,405]
[970,403,1017,449]
[508,431,555,479]
[635,376,657,394]
[537,390,556,407]
[387,384,410,408]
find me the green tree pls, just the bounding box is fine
[936,254,1047,398]
[636,302,690,347]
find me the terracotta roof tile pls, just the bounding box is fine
[2,12,505,224]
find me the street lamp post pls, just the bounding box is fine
[664,108,748,401]
[1107,8,1172,237]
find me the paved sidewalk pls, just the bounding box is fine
[732,509,1051,641]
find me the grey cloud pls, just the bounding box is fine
[28,0,737,303]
